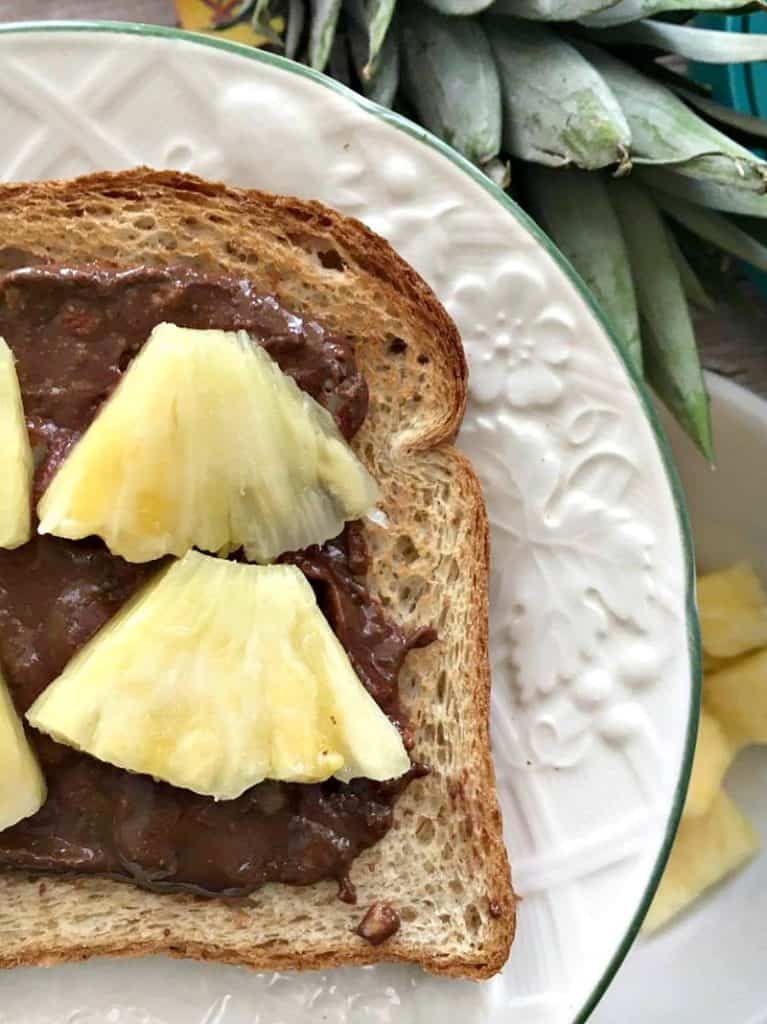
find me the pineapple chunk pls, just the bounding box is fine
[697,562,767,660]
[644,791,759,933]
[0,338,33,549]
[0,667,46,830]
[27,551,410,799]
[705,647,767,747]
[37,323,379,564]
[684,709,734,819]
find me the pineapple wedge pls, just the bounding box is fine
[684,709,734,820]
[37,323,379,564]
[0,337,33,550]
[697,562,767,660]
[705,647,767,747]
[0,667,46,830]
[27,551,410,799]
[643,791,759,933]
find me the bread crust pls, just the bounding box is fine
[0,170,514,979]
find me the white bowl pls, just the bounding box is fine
[593,372,767,1023]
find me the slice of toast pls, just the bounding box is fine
[0,169,514,979]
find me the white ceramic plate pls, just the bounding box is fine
[0,22,697,1024]
[593,372,767,1024]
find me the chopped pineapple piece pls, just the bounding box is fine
[703,652,728,675]
[0,666,46,830]
[27,551,409,799]
[705,647,767,747]
[697,562,767,660]
[650,561,767,932]
[0,338,33,550]
[37,323,379,564]
[684,710,734,820]
[644,791,759,933]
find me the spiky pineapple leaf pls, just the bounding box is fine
[580,0,751,26]
[346,0,398,71]
[349,15,400,106]
[664,223,715,311]
[309,0,343,70]
[525,166,642,369]
[365,0,398,66]
[654,192,767,275]
[491,0,623,20]
[488,20,630,169]
[251,0,284,46]
[595,21,767,61]
[674,86,767,144]
[400,5,502,165]
[578,42,767,197]
[608,179,712,460]
[642,317,713,462]
[423,0,496,11]
[285,0,306,59]
[637,165,767,217]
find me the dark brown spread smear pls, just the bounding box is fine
[0,257,425,900]
[0,258,367,496]
[355,901,401,946]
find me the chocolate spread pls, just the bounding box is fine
[0,256,424,900]
[355,901,401,946]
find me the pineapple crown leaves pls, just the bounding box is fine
[248,0,767,458]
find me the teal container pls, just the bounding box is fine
[692,14,767,127]
[691,14,767,294]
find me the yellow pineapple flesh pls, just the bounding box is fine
[0,338,33,550]
[644,790,759,933]
[0,667,46,830]
[27,551,410,800]
[684,709,734,819]
[37,323,379,564]
[697,562,767,659]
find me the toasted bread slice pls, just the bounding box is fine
[0,170,514,979]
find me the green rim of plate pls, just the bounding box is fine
[0,20,701,1023]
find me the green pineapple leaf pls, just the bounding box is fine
[488,19,631,169]
[251,0,285,45]
[637,166,767,217]
[400,4,502,165]
[654,192,767,274]
[578,41,767,208]
[349,14,400,106]
[594,20,767,61]
[673,85,767,143]
[365,0,398,67]
[581,0,754,26]
[490,0,625,21]
[285,0,306,59]
[422,0,497,12]
[346,0,398,71]
[309,0,343,70]
[608,178,713,460]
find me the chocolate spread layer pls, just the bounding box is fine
[0,262,367,498]
[0,257,423,900]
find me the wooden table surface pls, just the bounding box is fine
[3,0,767,398]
